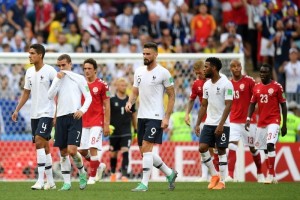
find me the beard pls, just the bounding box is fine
[144,59,153,66]
[205,73,212,78]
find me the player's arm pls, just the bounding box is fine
[48,75,63,100]
[162,85,175,129]
[75,78,92,119]
[131,109,137,133]
[125,87,139,112]
[12,89,31,122]
[103,98,110,136]
[195,98,208,136]
[280,102,287,137]
[185,98,195,126]
[215,99,232,136]
[245,102,256,131]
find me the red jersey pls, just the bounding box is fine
[251,80,286,127]
[82,78,110,127]
[190,79,207,122]
[229,0,248,25]
[230,75,256,123]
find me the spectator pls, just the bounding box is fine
[0,75,14,100]
[179,2,193,52]
[52,32,74,53]
[47,11,66,44]
[6,0,28,32]
[220,22,243,53]
[77,0,102,32]
[145,0,168,22]
[66,23,81,48]
[10,34,26,52]
[203,36,217,53]
[229,0,248,42]
[117,33,130,53]
[54,0,78,30]
[169,12,186,47]
[217,33,241,53]
[133,2,149,35]
[115,3,134,34]
[146,12,169,44]
[79,30,96,53]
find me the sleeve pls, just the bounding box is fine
[48,76,62,100]
[250,85,257,103]
[133,70,139,88]
[203,82,208,100]
[162,69,174,88]
[49,66,57,81]
[101,81,110,101]
[224,81,234,100]
[249,77,256,94]
[277,84,286,103]
[79,77,92,113]
[190,82,197,100]
[24,70,30,90]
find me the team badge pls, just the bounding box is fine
[239,84,245,91]
[268,88,274,96]
[198,87,201,91]
[93,87,98,93]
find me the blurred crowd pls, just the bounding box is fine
[0,0,300,139]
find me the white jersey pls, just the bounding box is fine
[24,64,57,119]
[48,70,92,117]
[133,65,174,120]
[203,75,233,126]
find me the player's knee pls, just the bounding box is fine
[267,143,275,152]
[199,145,208,153]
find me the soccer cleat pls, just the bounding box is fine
[194,177,209,182]
[95,163,106,182]
[212,181,225,190]
[79,172,87,190]
[131,183,148,192]
[121,176,128,182]
[208,175,220,189]
[110,173,117,182]
[166,169,178,191]
[58,183,71,191]
[224,176,235,182]
[31,182,44,190]
[87,177,96,185]
[44,182,56,190]
[257,174,265,183]
[264,174,278,184]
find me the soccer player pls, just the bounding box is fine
[245,63,287,184]
[12,44,56,190]
[78,58,110,184]
[48,54,92,190]
[125,42,178,192]
[195,57,233,190]
[109,78,137,182]
[227,59,264,182]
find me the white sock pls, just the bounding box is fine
[201,151,217,176]
[201,163,209,180]
[219,154,227,182]
[153,153,172,176]
[141,152,153,187]
[36,148,46,185]
[72,152,86,174]
[45,154,54,185]
[60,155,71,184]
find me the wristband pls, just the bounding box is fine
[246,117,251,121]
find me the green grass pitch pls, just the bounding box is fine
[0,182,299,200]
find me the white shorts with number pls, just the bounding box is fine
[254,124,279,150]
[78,126,103,150]
[229,123,256,147]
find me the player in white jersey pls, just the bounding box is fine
[195,57,234,190]
[12,44,56,190]
[48,54,92,191]
[125,42,178,192]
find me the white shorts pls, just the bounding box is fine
[78,126,103,150]
[254,124,279,150]
[260,37,275,57]
[229,123,256,147]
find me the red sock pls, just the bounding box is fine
[268,156,275,176]
[213,153,219,172]
[89,160,100,177]
[227,150,236,178]
[265,157,269,175]
[253,153,262,174]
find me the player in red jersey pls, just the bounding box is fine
[245,63,287,184]
[227,59,263,182]
[185,60,218,182]
[78,58,111,184]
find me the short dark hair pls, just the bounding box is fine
[30,44,45,59]
[57,54,72,63]
[83,58,97,70]
[143,42,158,52]
[261,63,272,71]
[205,57,222,71]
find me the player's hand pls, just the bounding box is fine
[245,120,250,131]
[57,72,65,79]
[214,124,224,137]
[161,118,169,129]
[52,117,56,127]
[73,110,83,119]
[281,125,287,137]
[103,124,110,136]
[195,125,201,136]
[125,102,132,113]
[11,111,18,122]
[185,114,190,126]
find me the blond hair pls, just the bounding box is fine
[193,60,204,70]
